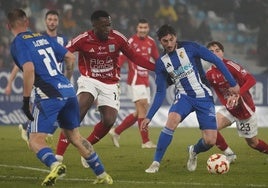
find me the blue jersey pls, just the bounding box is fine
[147,41,236,119]
[50,34,68,47]
[10,31,75,100]
[42,32,68,48]
[42,32,68,73]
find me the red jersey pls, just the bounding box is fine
[119,34,159,86]
[66,30,155,84]
[206,59,256,119]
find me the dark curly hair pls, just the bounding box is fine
[156,24,176,40]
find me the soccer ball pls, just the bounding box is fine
[207,154,230,174]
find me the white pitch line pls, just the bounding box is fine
[0,164,267,187]
[0,164,49,173]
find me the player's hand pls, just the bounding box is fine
[226,94,240,109]
[141,118,150,131]
[5,85,12,95]
[21,96,34,121]
[228,84,240,95]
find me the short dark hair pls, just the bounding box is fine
[45,10,59,18]
[7,8,27,28]
[156,24,176,40]
[91,10,110,22]
[138,18,148,24]
[206,41,224,52]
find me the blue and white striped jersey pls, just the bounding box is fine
[147,41,236,119]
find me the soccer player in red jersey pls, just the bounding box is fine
[206,41,268,163]
[55,10,155,165]
[109,19,159,149]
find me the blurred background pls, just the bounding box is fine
[0,0,267,74]
[0,0,268,126]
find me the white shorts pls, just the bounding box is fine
[77,76,120,111]
[127,85,150,103]
[217,107,258,138]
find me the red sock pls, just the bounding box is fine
[56,131,70,156]
[216,131,228,151]
[87,122,111,145]
[115,113,137,135]
[138,118,149,144]
[254,139,268,154]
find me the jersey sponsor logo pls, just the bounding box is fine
[97,46,108,55]
[57,83,73,89]
[90,57,114,78]
[22,32,42,39]
[170,63,194,80]
[176,64,193,75]
[98,46,106,51]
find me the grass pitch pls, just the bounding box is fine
[0,125,267,188]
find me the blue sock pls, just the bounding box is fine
[194,138,213,154]
[154,127,174,162]
[36,147,57,167]
[85,153,105,176]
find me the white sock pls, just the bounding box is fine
[50,161,61,170]
[223,147,234,155]
[98,172,107,178]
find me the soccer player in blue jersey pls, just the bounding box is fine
[5,10,68,144]
[143,24,240,173]
[43,10,68,46]
[42,10,68,73]
[7,8,113,185]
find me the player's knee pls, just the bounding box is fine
[246,137,258,148]
[204,137,216,146]
[247,140,258,148]
[102,117,116,127]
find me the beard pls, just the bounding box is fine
[47,25,57,32]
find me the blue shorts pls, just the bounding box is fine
[29,97,80,134]
[169,94,217,130]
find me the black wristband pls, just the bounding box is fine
[23,96,30,103]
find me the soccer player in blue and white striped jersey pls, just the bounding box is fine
[143,24,240,173]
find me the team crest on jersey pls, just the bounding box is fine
[57,37,64,46]
[179,51,184,58]
[109,44,115,52]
